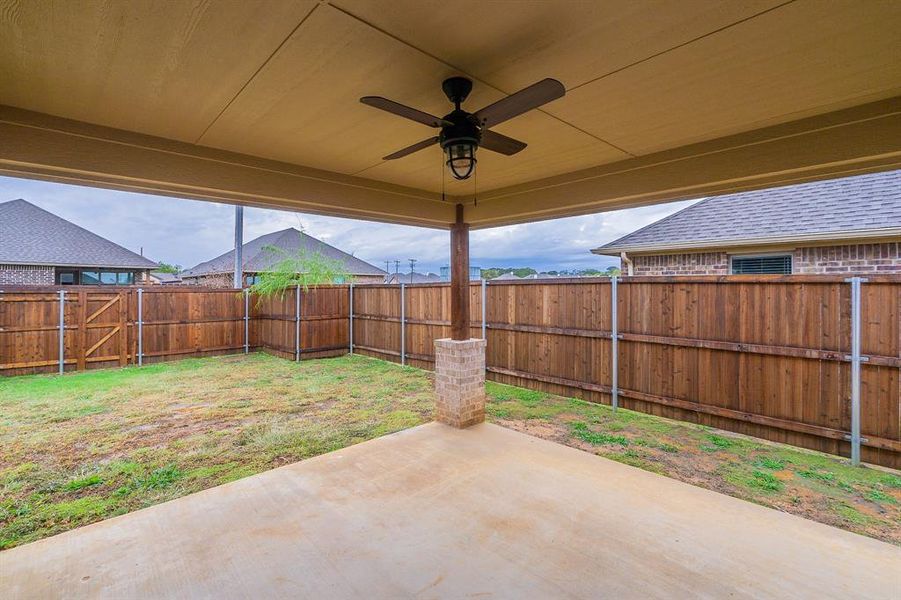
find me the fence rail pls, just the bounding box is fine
[1,276,898,468]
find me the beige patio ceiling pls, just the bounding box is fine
[1,0,900,228]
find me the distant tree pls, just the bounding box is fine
[250,233,352,299]
[580,268,603,276]
[156,262,182,274]
[604,266,622,277]
[511,267,537,278]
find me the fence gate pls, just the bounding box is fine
[79,291,129,369]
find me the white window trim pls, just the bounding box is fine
[728,252,793,275]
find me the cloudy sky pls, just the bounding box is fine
[0,175,697,274]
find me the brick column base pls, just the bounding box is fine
[434,338,486,428]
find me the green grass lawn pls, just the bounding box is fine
[0,353,433,550]
[1,353,898,550]
[485,382,901,545]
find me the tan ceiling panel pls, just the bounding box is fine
[331,0,782,92]
[549,0,901,155]
[0,0,316,142]
[199,4,503,176]
[358,109,627,192]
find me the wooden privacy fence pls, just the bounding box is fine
[0,286,349,377]
[2,277,899,468]
[350,276,900,469]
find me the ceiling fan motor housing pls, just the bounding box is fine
[439,109,481,150]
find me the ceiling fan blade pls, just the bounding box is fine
[383,137,439,160]
[472,78,565,128]
[480,130,527,156]
[360,96,448,128]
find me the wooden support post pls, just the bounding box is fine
[450,203,470,341]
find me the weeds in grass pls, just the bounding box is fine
[754,457,786,470]
[867,489,897,505]
[570,421,629,446]
[798,469,835,482]
[706,434,735,449]
[634,438,679,453]
[605,450,666,475]
[63,474,103,492]
[723,467,784,494]
[832,502,874,525]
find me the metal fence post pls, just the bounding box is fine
[400,282,406,366]
[58,290,65,374]
[243,288,249,354]
[137,288,143,366]
[610,276,619,411]
[295,285,301,362]
[481,278,487,340]
[348,284,354,354]
[846,276,868,466]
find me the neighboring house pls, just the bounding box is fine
[383,271,443,284]
[181,228,385,287]
[149,271,182,285]
[592,171,901,275]
[491,272,523,281]
[0,199,157,285]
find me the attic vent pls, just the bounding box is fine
[730,254,792,275]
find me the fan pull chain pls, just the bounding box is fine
[473,160,478,207]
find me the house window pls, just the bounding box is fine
[57,271,76,285]
[80,270,136,285]
[730,254,792,275]
[245,274,260,286]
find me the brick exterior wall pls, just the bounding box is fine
[434,338,486,428]
[0,264,54,285]
[793,242,901,274]
[626,242,900,275]
[631,252,729,275]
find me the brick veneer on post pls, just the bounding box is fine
[434,338,486,428]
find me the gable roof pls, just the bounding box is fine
[181,228,385,277]
[150,271,181,283]
[492,272,522,281]
[0,199,158,269]
[593,170,901,255]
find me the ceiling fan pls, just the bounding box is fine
[360,76,565,181]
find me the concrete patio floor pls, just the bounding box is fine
[2,422,899,599]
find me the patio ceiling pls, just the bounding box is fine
[1,0,900,228]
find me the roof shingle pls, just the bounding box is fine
[0,199,158,268]
[594,170,901,254]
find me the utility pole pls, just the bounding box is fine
[394,260,400,279]
[234,205,243,288]
[384,260,391,283]
[408,258,417,283]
